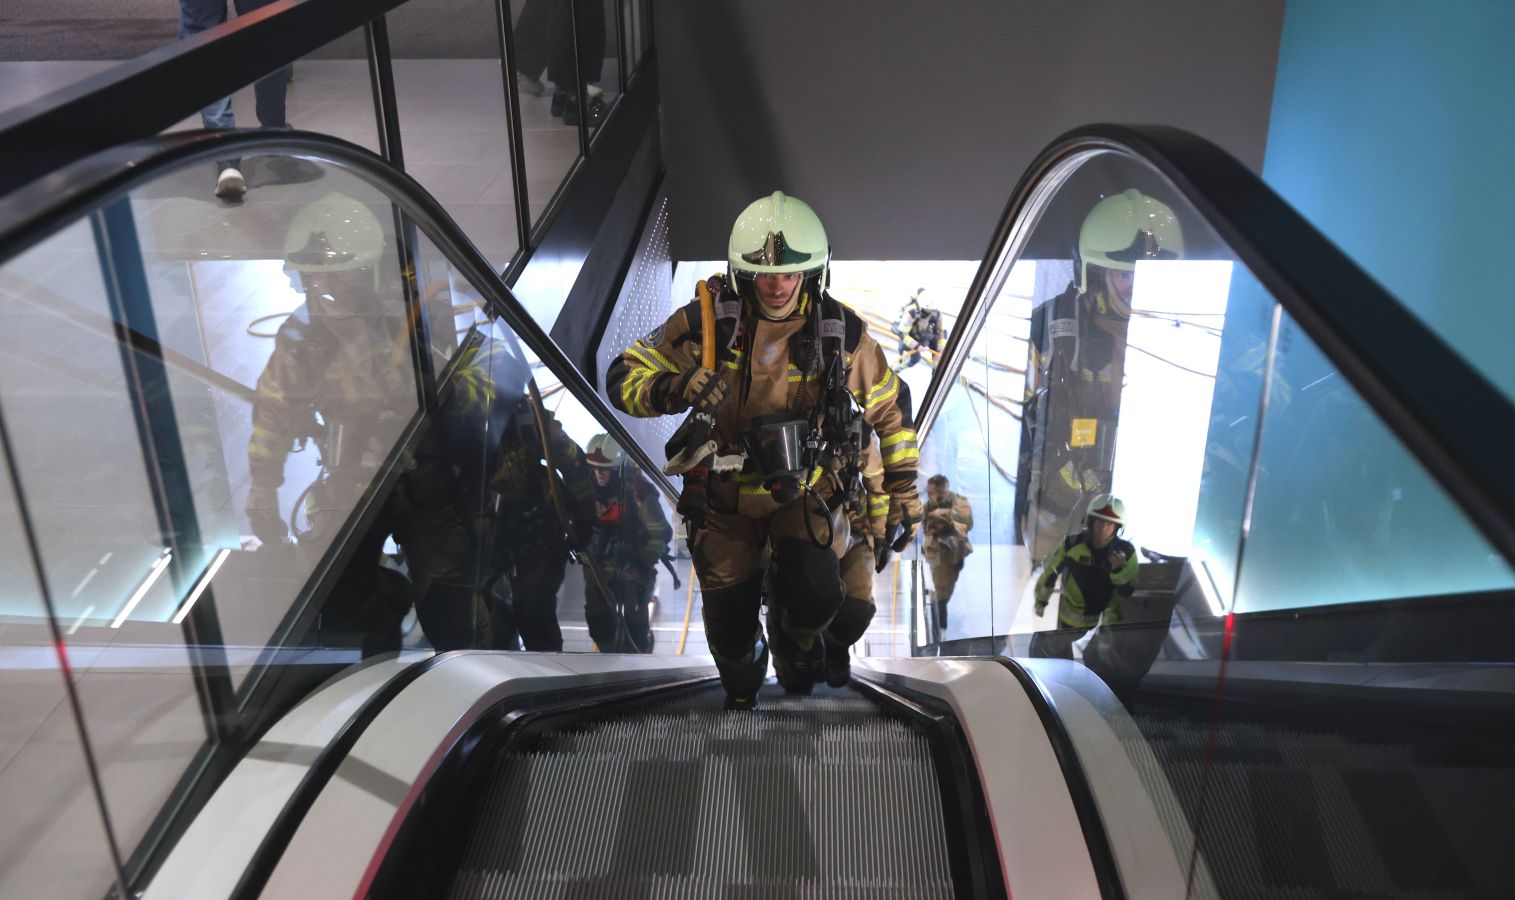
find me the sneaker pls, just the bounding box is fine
[723,692,758,712]
[518,74,546,97]
[215,166,246,200]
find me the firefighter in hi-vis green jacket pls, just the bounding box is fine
[1034,493,1138,657]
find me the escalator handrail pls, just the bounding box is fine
[917,124,1515,565]
[0,127,679,504]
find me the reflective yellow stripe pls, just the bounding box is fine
[628,343,678,374]
[863,371,900,409]
[868,495,890,514]
[881,430,919,466]
[867,370,896,399]
[621,367,657,417]
[736,465,825,494]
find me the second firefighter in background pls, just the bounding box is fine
[582,433,673,653]
[607,191,921,709]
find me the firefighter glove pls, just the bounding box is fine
[884,474,922,550]
[676,366,728,413]
[1107,549,1128,572]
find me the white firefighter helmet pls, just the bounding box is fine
[1086,493,1127,530]
[727,191,829,293]
[284,192,387,296]
[585,433,624,468]
[1077,188,1184,295]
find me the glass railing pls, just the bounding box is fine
[914,127,1515,898]
[0,0,656,319]
[0,129,691,898]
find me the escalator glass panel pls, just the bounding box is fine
[0,138,686,896]
[919,142,1515,898]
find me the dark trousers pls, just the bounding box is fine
[180,0,289,167]
[548,0,606,88]
[585,567,655,652]
[490,542,568,652]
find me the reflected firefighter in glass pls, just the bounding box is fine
[480,388,596,652]
[1015,189,1183,563]
[581,433,673,653]
[246,192,484,654]
[922,474,974,628]
[607,192,921,709]
[1033,493,1138,657]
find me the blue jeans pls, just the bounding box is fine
[179,0,290,166]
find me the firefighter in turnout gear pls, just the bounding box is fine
[606,191,921,709]
[1015,189,1183,562]
[482,390,596,652]
[1034,493,1138,657]
[247,192,485,654]
[893,288,945,369]
[583,433,673,653]
[922,474,974,628]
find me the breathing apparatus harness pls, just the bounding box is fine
[735,277,870,550]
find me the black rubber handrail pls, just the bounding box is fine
[0,128,677,503]
[918,124,1515,565]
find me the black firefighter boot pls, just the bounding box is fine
[824,590,872,681]
[823,594,876,688]
[768,604,826,694]
[721,633,769,711]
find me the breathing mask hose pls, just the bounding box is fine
[802,482,836,549]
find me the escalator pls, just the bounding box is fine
[2,43,1515,900]
[428,686,955,897]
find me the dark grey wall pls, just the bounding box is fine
[657,0,1286,261]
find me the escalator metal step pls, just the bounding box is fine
[446,686,954,898]
[1135,709,1515,898]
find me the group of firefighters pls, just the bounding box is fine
[249,183,1177,709]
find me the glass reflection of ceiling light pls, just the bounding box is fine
[172,548,232,625]
[1196,559,1227,617]
[1112,260,1234,557]
[111,550,172,628]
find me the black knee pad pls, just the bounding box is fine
[700,575,763,662]
[771,538,843,632]
[825,594,876,646]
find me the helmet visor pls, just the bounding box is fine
[1100,229,1179,266]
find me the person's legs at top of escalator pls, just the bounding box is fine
[509,542,568,651]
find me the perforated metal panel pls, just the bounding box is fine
[596,192,679,471]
